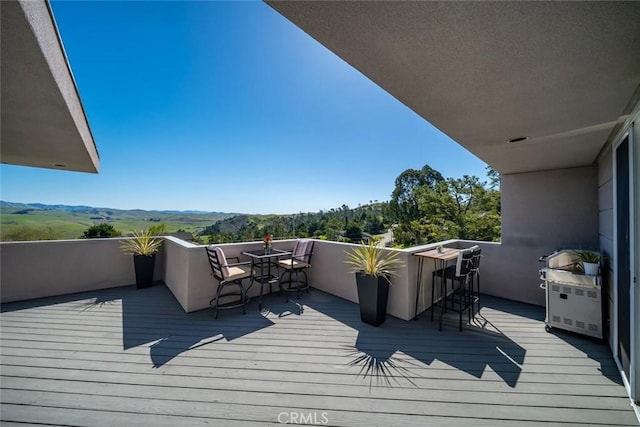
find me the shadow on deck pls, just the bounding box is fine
[2,283,635,426]
[1,283,619,387]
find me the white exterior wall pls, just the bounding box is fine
[309,240,416,321]
[1,237,501,322]
[0,233,602,323]
[0,238,161,302]
[163,237,299,313]
[598,106,640,407]
[599,146,615,348]
[499,166,600,306]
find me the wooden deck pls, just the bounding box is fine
[1,284,637,426]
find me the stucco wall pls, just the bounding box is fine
[2,0,99,172]
[598,146,615,348]
[447,240,503,302]
[0,238,163,303]
[163,238,419,320]
[163,237,300,313]
[0,235,534,323]
[499,166,599,306]
[308,240,415,321]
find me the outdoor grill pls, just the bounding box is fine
[539,249,603,339]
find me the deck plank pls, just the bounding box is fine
[1,284,637,426]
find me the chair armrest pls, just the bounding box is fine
[224,257,252,268]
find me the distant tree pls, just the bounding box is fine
[344,221,363,241]
[148,223,168,236]
[363,214,385,235]
[81,223,122,239]
[2,226,63,242]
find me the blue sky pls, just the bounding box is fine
[1,1,487,215]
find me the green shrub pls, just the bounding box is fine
[81,223,122,239]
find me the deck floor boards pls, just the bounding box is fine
[1,284,637,426]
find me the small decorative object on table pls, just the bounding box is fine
[263,233,273,254]
[437,245,444,254]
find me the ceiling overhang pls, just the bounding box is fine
[267,1,640,174]
[1,0,99,173]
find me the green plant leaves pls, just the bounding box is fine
[120,229,163,256]
[344,240,404,278]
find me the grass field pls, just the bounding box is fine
[0,203,235,241]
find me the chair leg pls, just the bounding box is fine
[469,280,472,321]
[239,281,246,315]
[285,269,293,302]
[476,272,481,314]
[467,277,472,323]
[458,284,463,331]
[431,271,435,321]
[279,269,289,291]
[444,277,451,314]
[214,283,223,319]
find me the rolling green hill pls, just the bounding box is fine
[0,201,237,241]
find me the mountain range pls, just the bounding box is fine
[0,201,221,215]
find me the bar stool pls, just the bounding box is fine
[432,247,476,330]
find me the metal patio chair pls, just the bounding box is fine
[205,245,252,318]
[277,239,314,302]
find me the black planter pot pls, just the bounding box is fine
[355,272,390,326]
[133,254,156,289]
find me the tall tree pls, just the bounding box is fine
[387,164,444,244]
[415,174,501,243]
[486,166,500,190]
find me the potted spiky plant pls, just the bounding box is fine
[345,240,404,326]
[573,249,601,276]
[120,228,163,288]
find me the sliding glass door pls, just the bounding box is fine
[614,120,638,404]
[615,135,631,380]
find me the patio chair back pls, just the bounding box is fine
[470,247,482,273]
[455,247,475,278]
[292,239,314,265]
[205,245,229,281]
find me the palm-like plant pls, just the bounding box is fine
[573,249,601,264]
[345,240,404,278]
[120,229,163,256]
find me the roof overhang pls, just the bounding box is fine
[267,1,640,174]
[1,0,99,173]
